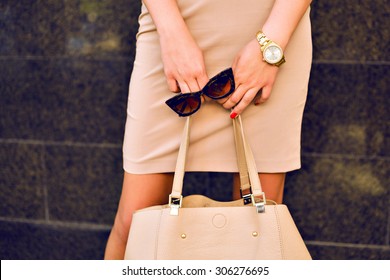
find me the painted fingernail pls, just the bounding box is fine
[230,112,238,119]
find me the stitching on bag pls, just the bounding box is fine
[154,210,164,260]
[274,206,284,259]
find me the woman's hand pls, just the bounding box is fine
[143,0,209,95]
[221,39,279,118]
[220,0,312,118]
[159,30,209,95]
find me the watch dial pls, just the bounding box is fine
[264,45,282,64]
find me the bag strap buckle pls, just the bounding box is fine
[169,195,183,216]
[253,192,266,213]
[240,187,253,205]
[241,188,266,213]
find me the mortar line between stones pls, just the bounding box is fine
[302,152,390,161]
[386,204,390,246]
[305,240,390,250]
[1,139,389,161]
[41,146,50,222]
[0,56,389,65]
[0,138,121,149]
[0,217,112,231]
[312,60,390,66]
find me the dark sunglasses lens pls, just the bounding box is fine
[203,70,234,99]
[166,94,201,116]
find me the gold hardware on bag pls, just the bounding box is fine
[252,231,259,237]
[181,234,187,239]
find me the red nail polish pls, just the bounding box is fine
[230,112,238,119]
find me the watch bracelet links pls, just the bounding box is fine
[255,31,286,66]
[256,31,270,52]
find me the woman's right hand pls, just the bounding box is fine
[143,0,208,94]
[159,30,209,94]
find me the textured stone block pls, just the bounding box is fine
[45,145,122,224]
[0,0,141,57]
[303,63,388,156]
[285,156,389,245]
[0,221,109,260]
[311,0,389,61]
[307,244,390,260]
[0,58,130,143]
[0,143,46,219]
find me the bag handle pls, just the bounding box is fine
[233,115,265,211]
[169,116,266,215]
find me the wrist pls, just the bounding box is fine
[260,26,288,50]
[255,31,286,67]
[159,28,195,50]
[156,16,190,39]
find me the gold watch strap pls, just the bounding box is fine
[274,56,286,67]
[256,31,270,51]
[256,31,286,66]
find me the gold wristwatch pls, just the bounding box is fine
[256,31,286,67]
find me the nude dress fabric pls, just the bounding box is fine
[123,0,312,174]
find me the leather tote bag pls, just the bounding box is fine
[125,116,311,260]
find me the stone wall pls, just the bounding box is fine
[0,0,388,259]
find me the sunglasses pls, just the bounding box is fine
[165,68,235,117]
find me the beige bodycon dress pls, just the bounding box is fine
[123,0,312,174]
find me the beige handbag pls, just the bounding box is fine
[125,116,311,260]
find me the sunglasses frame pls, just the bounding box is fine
[165,68,235,117]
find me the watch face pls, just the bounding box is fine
[264,45,283,64]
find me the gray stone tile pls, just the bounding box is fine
[0,58,130,143]
[303,63,388,156]
[0,220,109,259]
[0,0,141,57]
[311,0,389,61]
[285,156,389,245]
[0,143,45,219]
[45,145,122,224]
[306,244,390,260]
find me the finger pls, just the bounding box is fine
[195,72,210,103]
[231,56,239,73]
[197,76,209,103]
[167,78,180,93]
[177,80,191,94]
[202,95,212,103]
[222,84,246,110]
[186,78,202,93]
[229,88,259,118]
[197,71,210,89]
[230,88,258,119]
[254,85,272,105]
[253,88,263,105]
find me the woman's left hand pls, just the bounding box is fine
[221,38,279,118]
